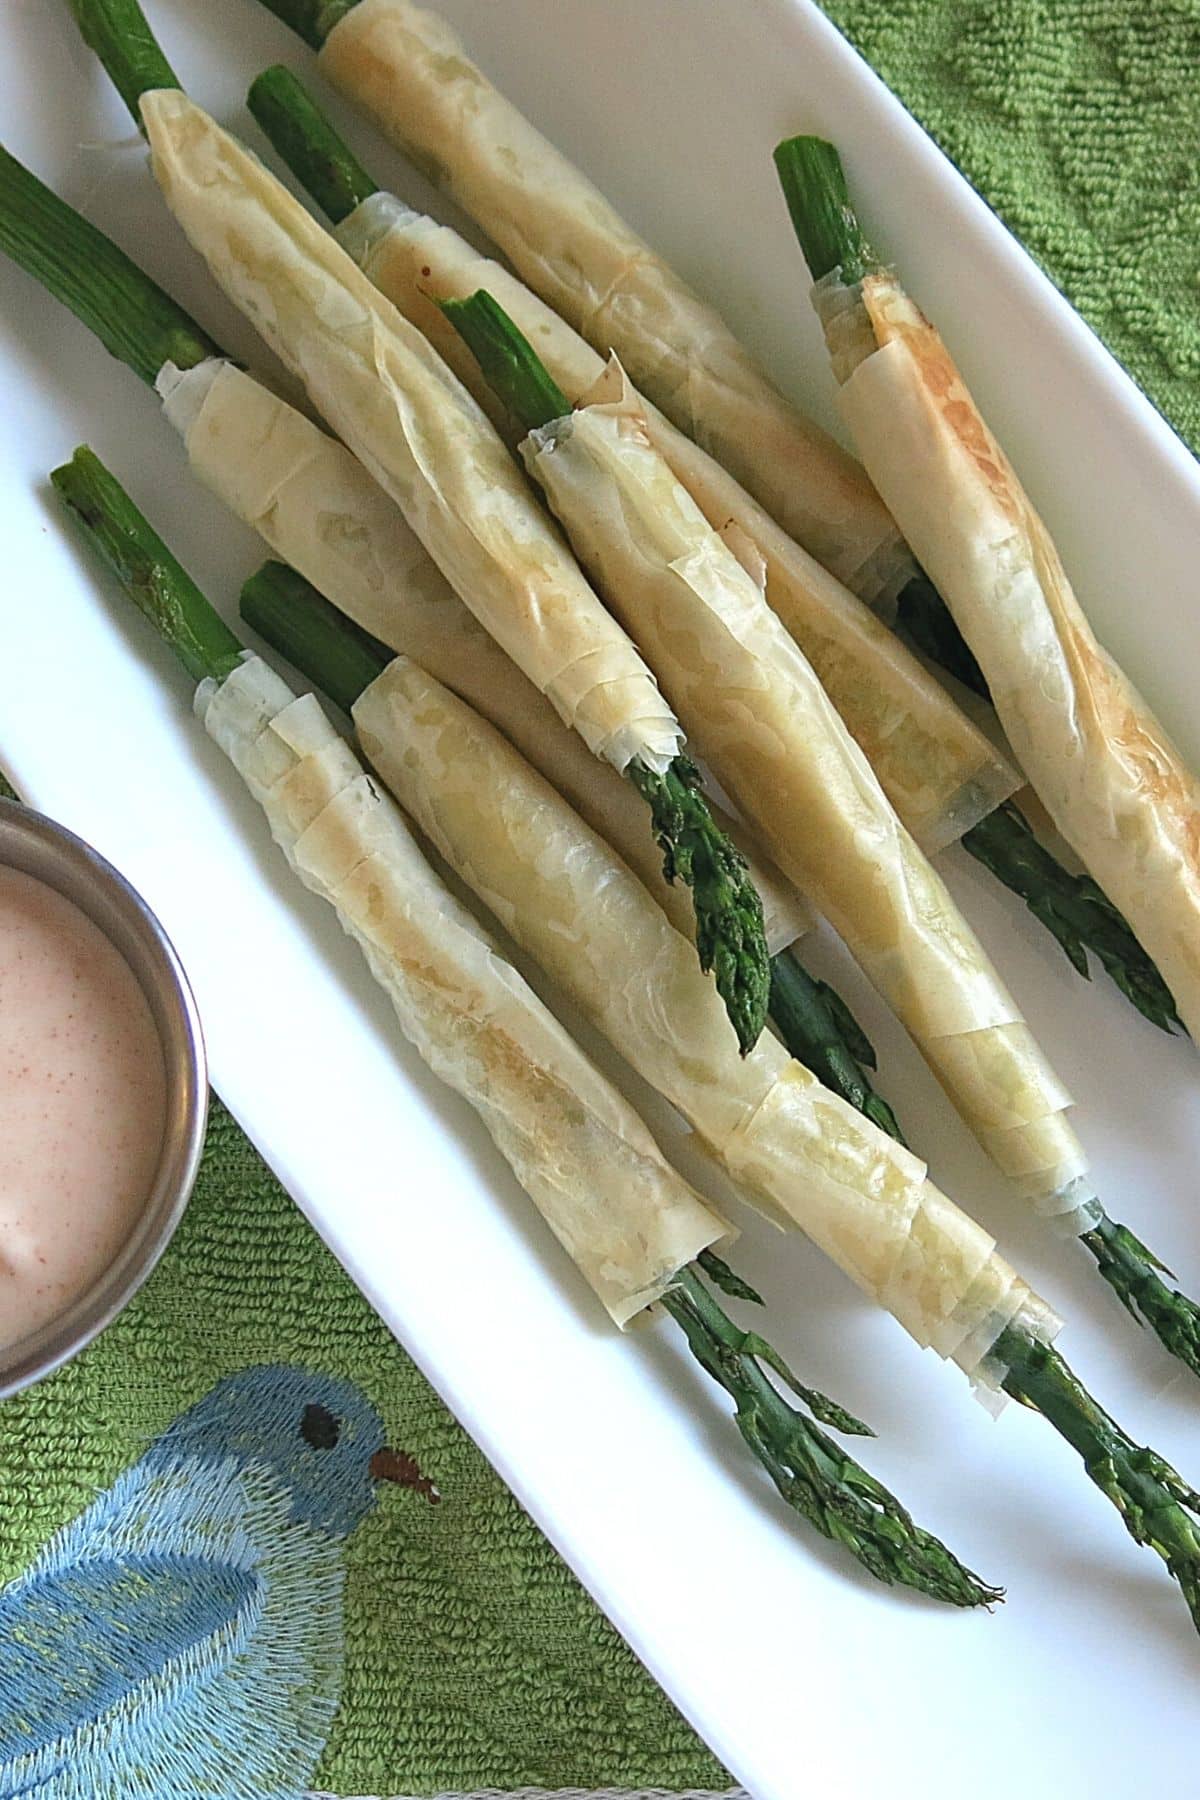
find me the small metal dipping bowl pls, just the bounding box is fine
[0,798,207,1397]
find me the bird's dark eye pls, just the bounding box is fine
[300,1403,340,1449]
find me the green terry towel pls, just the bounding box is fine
[1,3,1197,1796]
[826,0,1200,453]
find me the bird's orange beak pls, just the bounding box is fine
[370,1446,440,1503]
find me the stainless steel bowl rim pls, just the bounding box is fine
[0,797,207,1397]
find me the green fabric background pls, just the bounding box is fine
[825,0,1200,452]
[1,2,1197,1793]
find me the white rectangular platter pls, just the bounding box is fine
[3,2,1200,1795]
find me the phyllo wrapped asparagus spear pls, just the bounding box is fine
[0,146,901,1129]
[441,290,1200,1373]
[241,562,1200,1634]
[244,67,1178,1032]
[62,3,771,1058]
[246,559,902,1140]
[774,136,1200,1051]
[53,444,1000,1607]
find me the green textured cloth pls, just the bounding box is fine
[0,1090,724,1796]
[2,2,1198,1794]
[824,0,1200,452]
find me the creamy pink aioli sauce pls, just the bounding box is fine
[0,865,166,1350]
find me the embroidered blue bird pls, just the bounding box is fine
[0,1364,436,1799]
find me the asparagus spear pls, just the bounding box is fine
[767,951,905,1144]
[441,288,1200,1380]
[995,1324,1200,1627]
[63,0,773,1060]
[414,293,769,1063]
[966,802,1181,1036]
[242,557,903,1137]
[773,135,1183,1040]
[51,447,992,1606]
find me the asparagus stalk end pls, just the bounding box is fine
[441,290,571,434]
[248,64,379,226]
[773,135,879,286]
[0,147,220,388]
[64,0,182,126]
[52,448,244,687]
[255,0,361,51]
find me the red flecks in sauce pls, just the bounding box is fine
[0,866,166,1351]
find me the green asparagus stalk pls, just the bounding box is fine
[254,0,362,52]
[441,291,1200,1382]
[660,1266,1000,1605]
[0,145,219,386]
[51,449,992,1606]
[895,569,989,700]
[773,135,1183,1039]
[241,558,900,1131]
[52,450,242,685]
[996,1325,1200,1629]
[242,560,389,713]
[59,0,772,1058]
[248,65,376,225]
[62,0,180,127]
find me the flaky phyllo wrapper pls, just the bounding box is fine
[194,652,729,1324]
[154,357,806,954]
[521,366,1096,1227]
[141,88,680,778]
[821,269,1200,1041]
[355,655,1062,1401]
[336,191,1018,852]
[317,0,908,605]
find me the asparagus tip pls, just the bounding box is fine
[666,1266,1002,1607]
[630,756,770,1055]
[1082,1214,1200,1380]
[962,802,1182,1036]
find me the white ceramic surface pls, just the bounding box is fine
[2,4,1199,1795]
